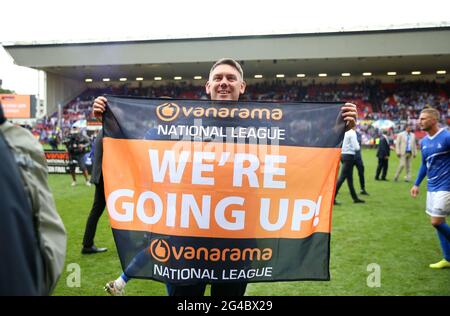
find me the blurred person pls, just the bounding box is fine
[410,108,450,269]
[80,129,108,254]
[334,126,365,205]
[375,129,390,181]
[394,124,416,182]
[94,58,358,296]
[0,102,67,295]
[63,126,91,186]
[355,129,369,195]
[0,105,42,295]
[48,131,60,150]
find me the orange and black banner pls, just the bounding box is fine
[44,150,70,174]
[103,95,346,284]
[44,150,88,174]
[0,94,35,119]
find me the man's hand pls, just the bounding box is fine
[93,96,108,121]
[341,102,357,131]
[410,185,419,198]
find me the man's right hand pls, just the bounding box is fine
[410,185,419,198]
[341,103,357,131]
[93,96,108,120]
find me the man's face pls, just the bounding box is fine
[205,64,246,101]
[418,113,436,132]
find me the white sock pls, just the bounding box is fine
[114,276,126,290]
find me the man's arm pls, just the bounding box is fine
[414,163,427,187]
[411,154,427,197]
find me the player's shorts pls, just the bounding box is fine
[426,191,450,217]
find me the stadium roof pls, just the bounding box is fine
[3,27,450,81]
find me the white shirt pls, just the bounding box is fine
[341,129,360,155]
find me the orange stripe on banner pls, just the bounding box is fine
[103,138,341,239]
[1,94,31,119]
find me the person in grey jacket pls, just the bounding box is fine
[81,129,108,254]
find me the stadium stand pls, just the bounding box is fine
[32,79,449,149]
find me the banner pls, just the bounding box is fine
[44,150,70,174]
[103,96,345,284]
[44,150,92,174]
[0,94,31,118]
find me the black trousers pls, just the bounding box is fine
[375,158,389,180]
[355,155,365,191]
[82,178,106,247]
[335,154,358,201]
[166,282,247,296]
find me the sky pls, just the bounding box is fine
[1,0,449,95]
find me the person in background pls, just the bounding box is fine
[410,108,450,269]
[375,129,390,181]
[334,126,365,205]
[63,126,91,186]
[0,104,43,295]
[0,102,67,295]
[394,124,417,182]
[80,128,108,254]
[48,131,60,150]
[355,128,369,195]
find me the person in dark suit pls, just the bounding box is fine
[355,130,369,195]
[375,130,390,181]
[81,129,108,254]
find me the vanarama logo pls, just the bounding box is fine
[149,239,171,262]
[156,102,180,121]
[149,238,272,262]
[155,102,283,122]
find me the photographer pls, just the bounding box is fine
[63,127,91,186]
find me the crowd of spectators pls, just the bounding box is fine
[33,79,449,149]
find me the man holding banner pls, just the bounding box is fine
[94,58,358,296]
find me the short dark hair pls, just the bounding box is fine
[209,58,244,80]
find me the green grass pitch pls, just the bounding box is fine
[51,148,450,296]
